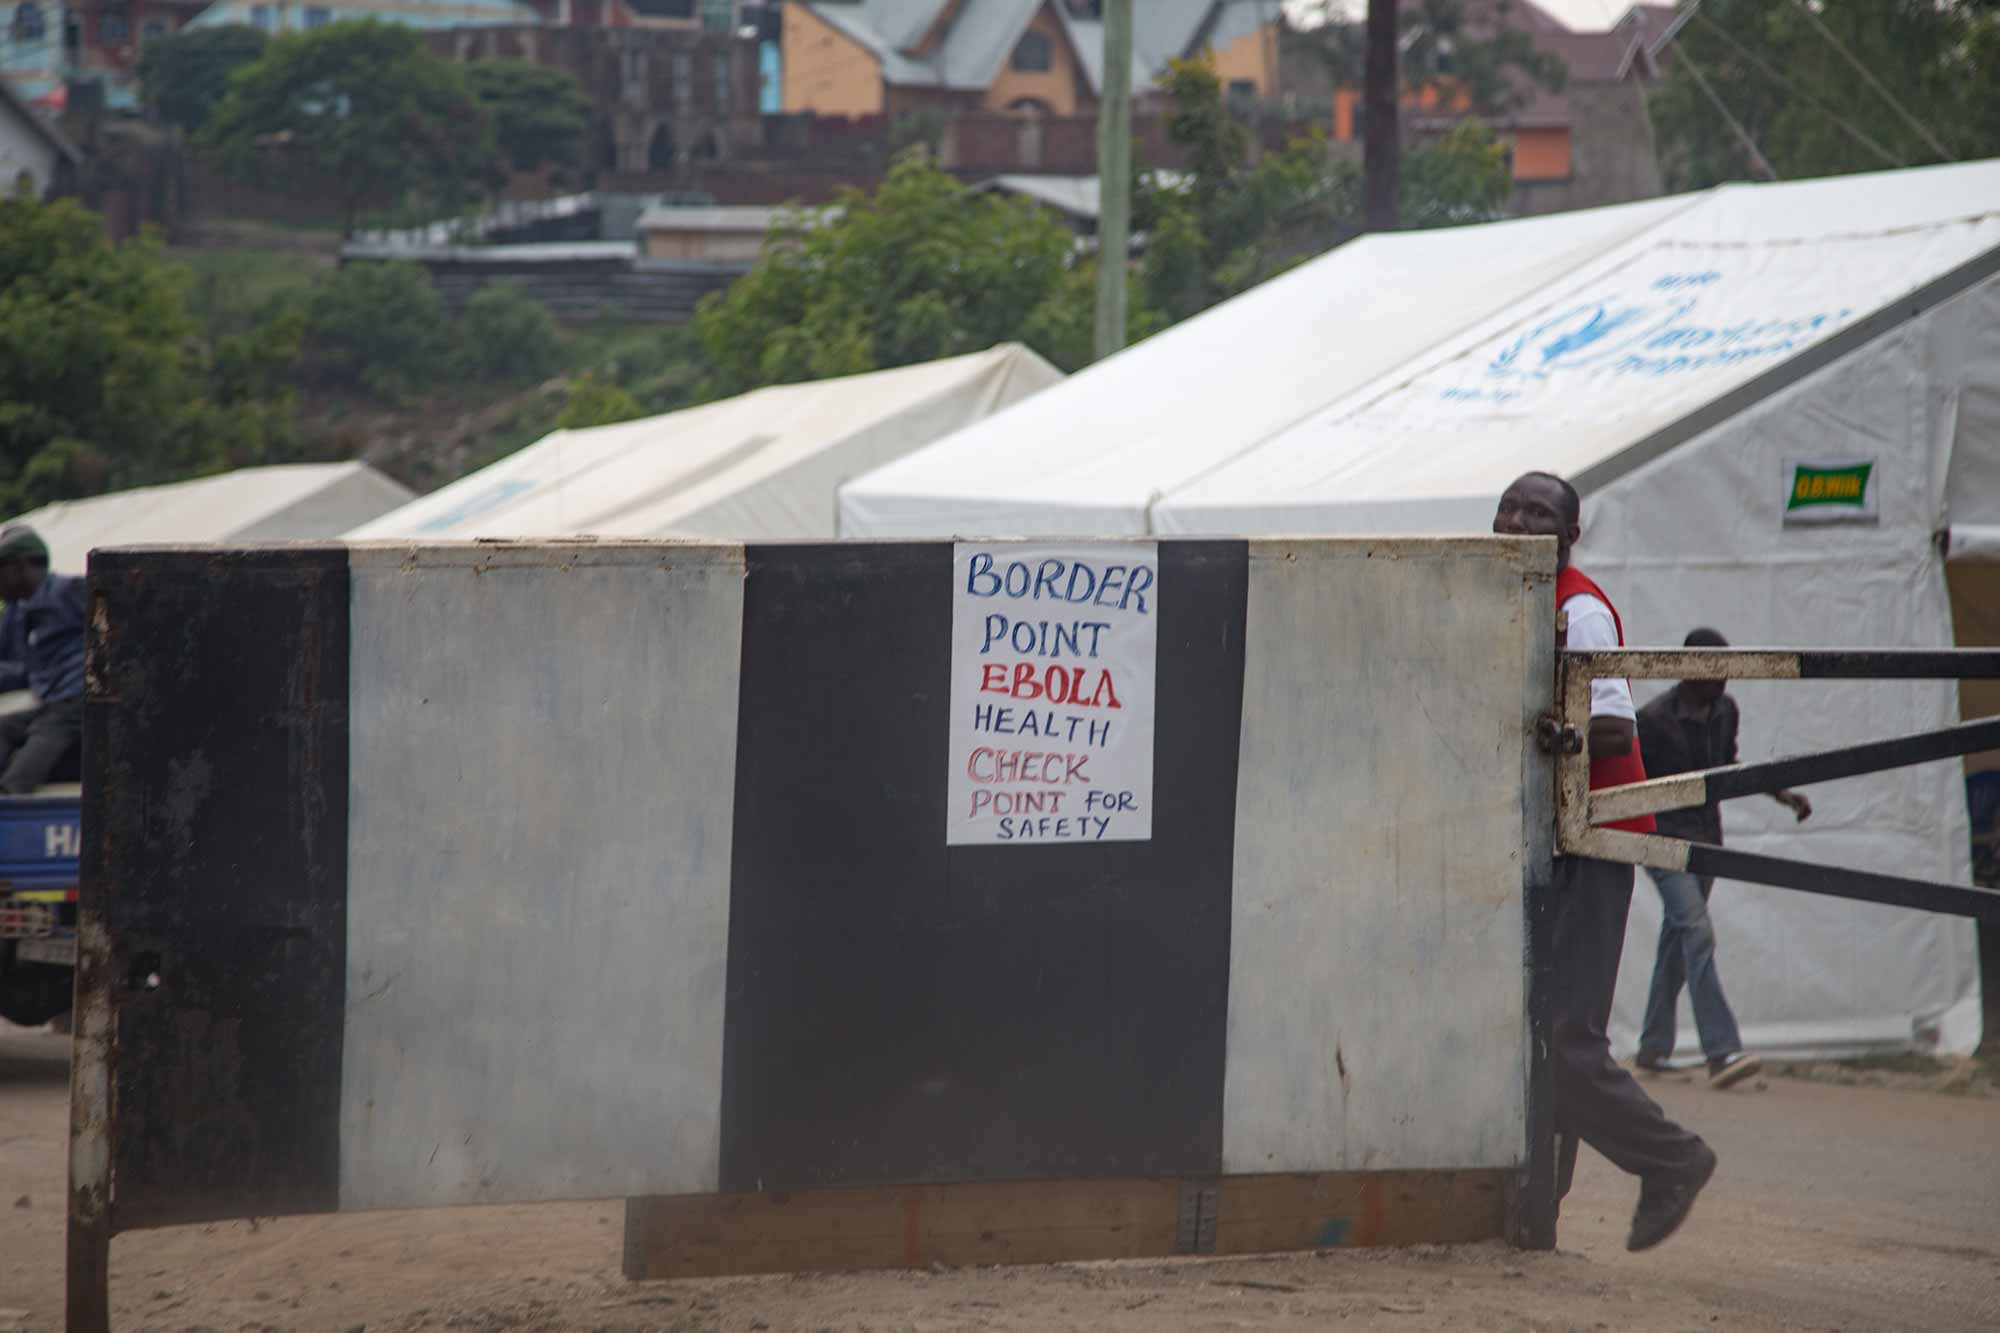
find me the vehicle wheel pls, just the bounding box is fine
[0,953,72,1028]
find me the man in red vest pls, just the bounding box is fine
[1494,471,1718,1251]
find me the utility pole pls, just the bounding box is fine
[1094,0,1133,362]
[1362,0,1399,232]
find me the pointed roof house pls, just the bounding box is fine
[780,0,1281,117]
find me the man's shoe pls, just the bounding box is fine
[1627,1143,1718,1252]
[1634,1052,1671,1074]
[1708,1051,1762,1090]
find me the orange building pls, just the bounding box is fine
[780,0,1281,121]
[1329,0,1673,197]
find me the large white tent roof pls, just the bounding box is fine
[11,462,415,575]
[840,159,2000,538]
[350,344,1060,543]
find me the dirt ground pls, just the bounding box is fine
[4,1031,1997,1333]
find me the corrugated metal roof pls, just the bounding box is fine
[1055,11,1155,95]
[936,0,1042,91]
[980,172,1101,219]
[1132,0,1215,72]
[1199,0,1272,60]
[188,0,543,32]
[637,204,796,232]
[339,240,639,263]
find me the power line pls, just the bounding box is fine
[1693,11,1905,170]
[1788,0,1955,162]
[1676,43,1778,181]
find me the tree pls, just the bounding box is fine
[455,282,565,383]
[201,20,499,236]
[1648,0,2000,191]
[692,151,1076,396]
[1136,60,1355,322]
[556,374,645,430]
[1132,57,1505,327]
[137,24,269,133]
[690,67,1515,397]
[1397,120,1512,228]
[463,60,592,182]
[0,196,297,513]
[303,261,449,399]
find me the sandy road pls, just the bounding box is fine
[3,1030,1997,1333]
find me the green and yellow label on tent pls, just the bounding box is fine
[1783,459,1878,525]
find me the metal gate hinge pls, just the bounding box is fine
[1176,1181,1218,1255]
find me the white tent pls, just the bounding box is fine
[838,194,1692,537]
[349,345,1060,543]
[841,159,2000,1060]
[12,462,414,574]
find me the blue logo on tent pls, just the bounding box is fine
[419,479,535,533]
[1462,270,1852,396]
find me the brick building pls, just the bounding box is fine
[433,23,762,179]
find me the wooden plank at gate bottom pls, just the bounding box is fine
[1212,1171,1506,1253]
[623,1170,1509,1281]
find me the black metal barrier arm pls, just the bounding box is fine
[1557,647,2000,924]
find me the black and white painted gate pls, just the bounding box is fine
[69,538,1561,1331]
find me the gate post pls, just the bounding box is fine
[1508,604,1560,1249]
[66,913,114,1333]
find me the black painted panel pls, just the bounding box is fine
[88,548,349,1230]
[720,541,1248,1192]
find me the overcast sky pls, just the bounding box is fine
[1288,0,1631,33]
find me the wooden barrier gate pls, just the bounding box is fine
[1555,645,2000,922]
[70,536,1564,1329]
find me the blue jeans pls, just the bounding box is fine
[1639,868,1743,1063]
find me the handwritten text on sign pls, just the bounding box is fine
[947,544,1158,845]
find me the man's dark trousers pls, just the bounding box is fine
[1553,855,1710,1198]
[0,697,82,794]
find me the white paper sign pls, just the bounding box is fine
[947,543,1158,845]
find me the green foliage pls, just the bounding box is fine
[463,60,592,179]
[456,283,564,383]
[200,21,499,236]
[556,374,646,430]
[1135,59,1356,325]
[569,321,707,415]
[693,151,1075,395]
[304,261,448,399]
[1017,258,1161,374]
[1649,0,2000,190]
[138,24,270,133]
[0,195,298,513]
[1399,121,1513,228]
[692,56,1516,388]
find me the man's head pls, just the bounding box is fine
[1493,471,1581,568]
[1679,626,1729,705]
[0,525,51,603]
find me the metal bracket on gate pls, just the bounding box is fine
[1554,648,2000,922]
[1176,1181,1218,1254]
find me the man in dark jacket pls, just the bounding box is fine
[1634,627,1812,1089]
[0,525,87,793]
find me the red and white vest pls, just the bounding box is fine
[1556,565,1655,835]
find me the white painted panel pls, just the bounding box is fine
[342,543,745,1210]
[1223,538,1551,1174]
